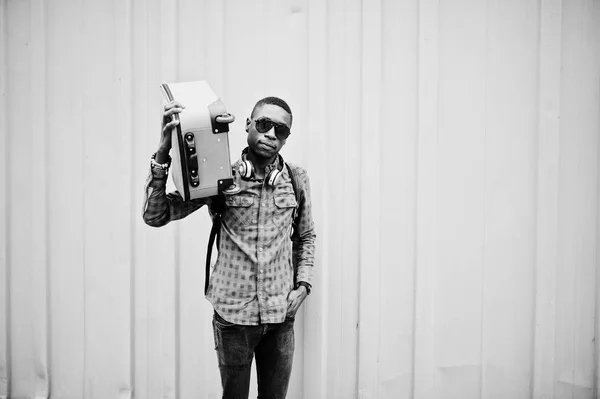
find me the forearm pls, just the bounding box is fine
[291,167,316,287]
[142,162,205,227]
[142,166,172,227]
[154,144,171,164]
[293,228,316,286]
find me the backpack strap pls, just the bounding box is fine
[285,163,303,228]
[205,195,225,295]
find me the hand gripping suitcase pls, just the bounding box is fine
[160,80,235,201]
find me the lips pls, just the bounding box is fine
[258,142,276,150]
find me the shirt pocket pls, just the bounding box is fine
[224,194,255,229]
[272,194,297,229]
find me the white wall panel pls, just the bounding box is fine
[436,1,486,398]
[46,0,86,397]
[378,1,418,398]
[482,1,539,397]
[1,1,600,398]
[357,1,382,398]
[7,0,36,396]
[29,0,50,397]
[81,0,133,397]
[533,0,562,398]
[0,1,8,398]
[303,0,328,398]
[413,0,439,396]
[554,1,599,397]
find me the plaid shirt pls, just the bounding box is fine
[142,154,316,325]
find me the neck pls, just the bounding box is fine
[246,148,277,178]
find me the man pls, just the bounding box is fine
[142,96,316,398]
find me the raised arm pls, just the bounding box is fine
[142,101,206,226]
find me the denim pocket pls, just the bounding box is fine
[213,312,236,328]
[212,314,253,368]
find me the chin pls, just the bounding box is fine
[258,150,277,159]
[253,145,277,157]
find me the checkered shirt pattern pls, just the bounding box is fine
[142,155,316,325]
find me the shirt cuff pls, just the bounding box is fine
[150,165,169,180]
[295,281,312,295]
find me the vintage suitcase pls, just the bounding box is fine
[160,80,235,201]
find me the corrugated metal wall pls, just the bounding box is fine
[1,0,600,398]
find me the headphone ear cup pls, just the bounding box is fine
[238,159,254,179]
[267,168,282,186]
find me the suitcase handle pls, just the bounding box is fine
[184,132,200,187]
[215,114,235,124]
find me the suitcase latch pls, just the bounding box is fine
[184,132,200,187]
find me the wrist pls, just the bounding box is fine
[151,152,171,172]
[155,146,171,164]
[295,281,311,295]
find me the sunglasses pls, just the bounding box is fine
[254,118,291,140]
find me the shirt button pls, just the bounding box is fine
[260,269,263,273]
[258,247,263,252]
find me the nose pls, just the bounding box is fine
[264,126,277,139]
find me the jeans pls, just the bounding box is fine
[212,312,295,399]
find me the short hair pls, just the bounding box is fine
[251,96,293,123]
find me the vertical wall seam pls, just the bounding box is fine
[323,4,329,396]
[79,0,87,396]
[303,0,309,393]
[593,2,600,395]
[173,3,181,399]
[560,2,569,393]
[127,0,136,396]
[531,2,543,397]
[594,36,600,398]
[0,0,11,397]
[221,0,226,96]
[31,0,50,397]
[357,0,384,396]
[339,1,348,393]
[412,0,440,396]
[532,0,563,397]
[410,0,421,396]
[479,0,489,397]
[144,2,150,394]
[311,1,330,396]
[356,0,363,395]
[557,1,566,396]
[43,0,51,396]
[303,1,311,393]
[376,0,384,391]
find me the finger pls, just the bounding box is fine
[163,107,184,118]
[164,101,186,110]
[287,290,296,301]
[286,299,295,311]
[163,119,179,132]
[289,297,303,313]
[286,305,297,317]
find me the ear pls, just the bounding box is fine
[245,117,251,132]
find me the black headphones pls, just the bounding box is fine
[238,147,284,186]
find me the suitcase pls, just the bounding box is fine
[160,80,235,201]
